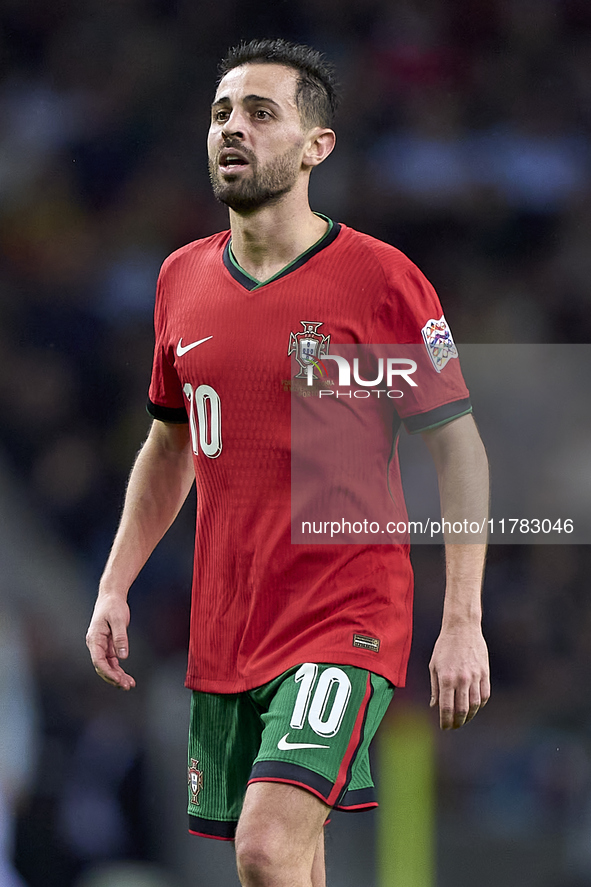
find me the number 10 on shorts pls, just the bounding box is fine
[291,664,352,738]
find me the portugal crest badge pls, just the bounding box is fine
[288,321,331,379]
[188,758,204,806]
[421,315,458,373]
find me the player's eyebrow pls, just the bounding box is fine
[211,94,282,111]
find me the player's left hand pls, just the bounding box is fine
[86,594,136,691]
[429,623,490,730]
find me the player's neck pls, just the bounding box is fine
[229,196,328,284]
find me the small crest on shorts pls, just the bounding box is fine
[353,634,381,653]
[421,315,458,373]
[188,758,204,805]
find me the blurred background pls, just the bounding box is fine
[1,1,591,885]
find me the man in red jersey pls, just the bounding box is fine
[86,39,490,887]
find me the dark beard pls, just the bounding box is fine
[208,144,301,212]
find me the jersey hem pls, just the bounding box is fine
[184,652,405,694]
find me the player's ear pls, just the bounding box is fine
[302,127,336,168]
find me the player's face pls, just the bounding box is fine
[208,63,308,212]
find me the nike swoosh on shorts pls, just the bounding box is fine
[176,336,213,356]
[277,733,330,750]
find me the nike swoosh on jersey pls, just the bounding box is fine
[176,336,213,356]
[277,734,330,751]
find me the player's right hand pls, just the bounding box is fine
[86,594,136,690]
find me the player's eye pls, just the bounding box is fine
[254,109,271,119]
[214,110,230,122]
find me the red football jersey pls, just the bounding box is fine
[148,221,471,692]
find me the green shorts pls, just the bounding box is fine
[187,662,395,839]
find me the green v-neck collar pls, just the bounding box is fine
[223,214,340,291]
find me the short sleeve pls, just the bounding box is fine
[371,262,472,433]
[147,270,188,423]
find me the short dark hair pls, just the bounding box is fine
[218,38,339,129]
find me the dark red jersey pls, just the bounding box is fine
[148,221,471,692]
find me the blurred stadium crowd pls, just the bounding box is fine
[1,1,591,885]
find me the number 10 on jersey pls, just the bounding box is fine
[183,383,222,458]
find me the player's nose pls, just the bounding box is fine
[220,108,247,140]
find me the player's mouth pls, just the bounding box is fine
[218,148,250,173]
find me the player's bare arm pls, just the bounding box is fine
[421,413,490,730]
[86,420,194,690]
